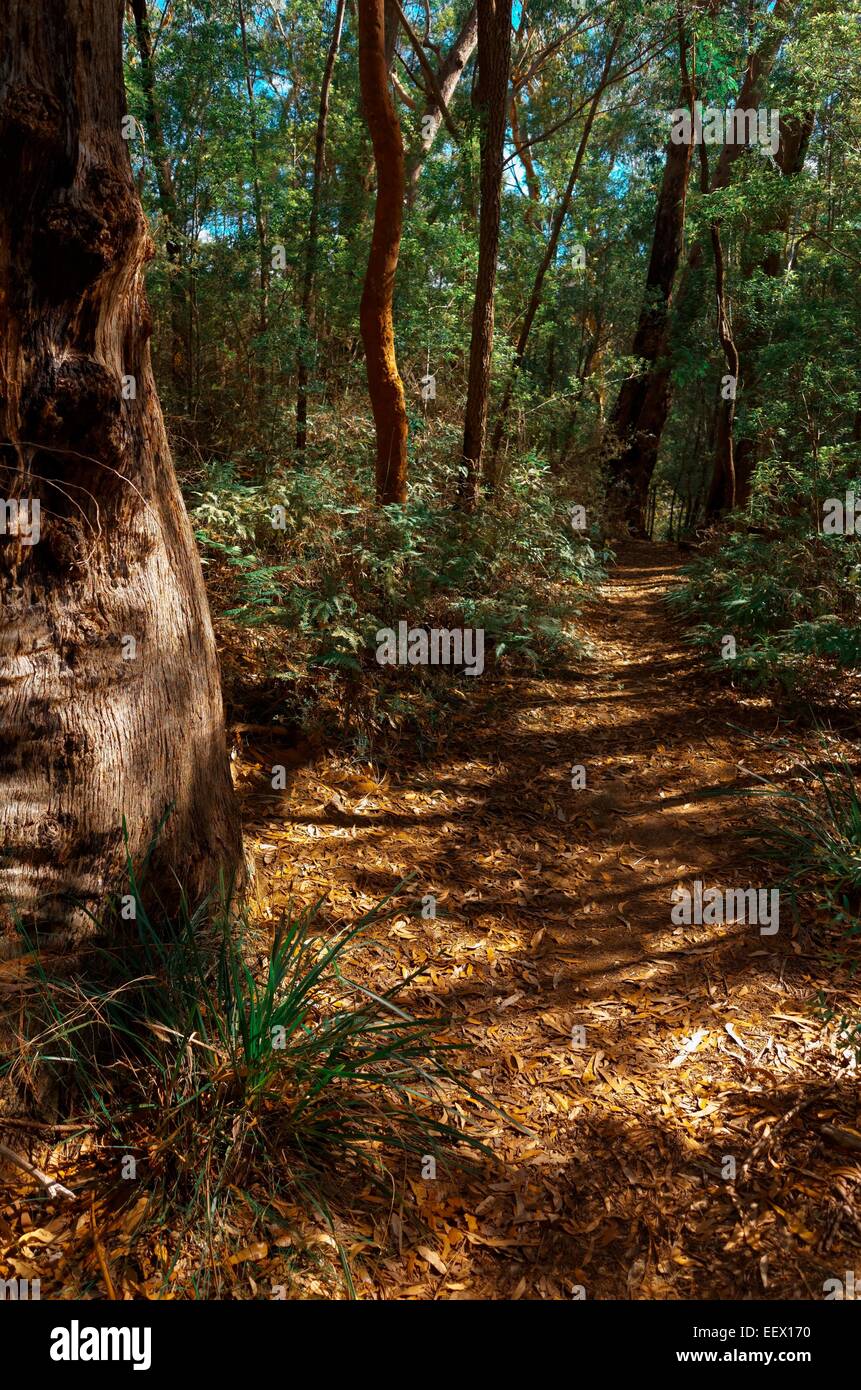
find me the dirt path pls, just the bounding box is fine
[242,541,861,1299]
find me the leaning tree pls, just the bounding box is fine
[0,0,242,944]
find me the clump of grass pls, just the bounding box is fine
[4,860,498,1295]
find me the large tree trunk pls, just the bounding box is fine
[296,0,347,458]
[358,0,409,505]
[0,0,242,943]
[459,0,512,508]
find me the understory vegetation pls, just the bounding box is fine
[192,448,608,749]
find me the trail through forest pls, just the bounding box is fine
[238,542,861,1300]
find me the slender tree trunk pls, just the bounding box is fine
[608,0,792,530]
[296,0,347,458]
[358,0,409,504]
[607,13,694,533]
[406,4,478,198]
[485,31,619,489]
[237,0,269,344]
[701,134,739,520]
[131,0,190,411]
[0,0,242,942]
[459,0,513,507]
[510,90,540,222]
[733,108,815,506]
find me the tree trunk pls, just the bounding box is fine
[406,4,478,199]
[130,0,190,412]
[733,108,815,506]
[460,0,513,508]
[607,11,694,534]
[485,29,620,489]
[358,0,409,504]
[701,134,739,521]
[0,0,242,942]
[608,0,792,531]
[296,0,347,458]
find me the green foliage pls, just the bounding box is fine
[8,856,495,1293]
[192,448,607,748]
[670,471,861,693]
[725,741,861,1058]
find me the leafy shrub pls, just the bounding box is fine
[669,470,861,694]
[191,446,609,750]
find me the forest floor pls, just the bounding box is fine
[4,542,861,1299]
[237,540,861,1299]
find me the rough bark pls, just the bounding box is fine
[358,0,409,504]
[460,0,512,507]
[296,0,347,458]
[0,0,242,942]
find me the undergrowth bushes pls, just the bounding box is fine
[190,442,609,752]
[669,461,861,694]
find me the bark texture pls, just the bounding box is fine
[460,0,512,506]
[0,0,242,941]
[358,0,409,504]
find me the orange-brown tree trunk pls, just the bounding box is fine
[358,0,408,505]
[0,0,242,943]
